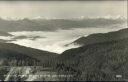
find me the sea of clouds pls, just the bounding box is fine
[0,23,126,53]
[0,17,127,54]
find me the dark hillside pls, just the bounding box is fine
[70,28,128,46]
[0,42,58,66]
[56,28,128,81]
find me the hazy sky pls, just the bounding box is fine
[0,1,127,19]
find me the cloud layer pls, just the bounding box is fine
[6,23,126,53]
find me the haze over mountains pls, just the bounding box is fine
[0,17,126,32]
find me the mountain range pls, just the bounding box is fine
[0,18,125,32]
[0,31,12,36]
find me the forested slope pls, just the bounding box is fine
[56,28,128,81]
[0,42,58,66]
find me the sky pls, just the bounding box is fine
[0,1,127,19]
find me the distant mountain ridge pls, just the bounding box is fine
[0,31,12,36]
[0,18,125,32]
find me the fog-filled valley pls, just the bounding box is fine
[0,0,127,81]
[0,17,127,53]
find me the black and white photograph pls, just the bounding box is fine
[0,0,127,81]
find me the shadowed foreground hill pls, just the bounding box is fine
[0,42,57,66]
[0,42,58,81]
[56,28,128,81]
